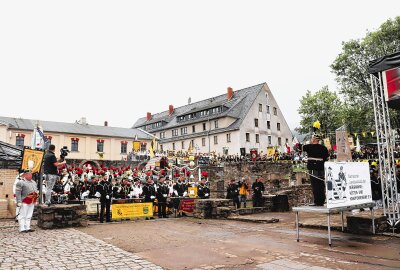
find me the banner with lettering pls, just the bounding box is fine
[179,199,195,213]
[112,202,153,219]
[324,162,372,209]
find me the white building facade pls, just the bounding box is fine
[133,83,293,156]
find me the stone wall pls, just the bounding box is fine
[37,204,88,229]
[276,185,313,209]
[193,199,232,219]
[206,166,225,199]
[222,162,310,198]
[224,162,293,191]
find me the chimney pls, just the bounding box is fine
[169,105,174,115]
[79,117,87,125]
[146,112,152,121]
[104,121,108,127]
[227,87,233,100]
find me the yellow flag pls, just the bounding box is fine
[133,141,140,151]
[188,141,193,153]
[149,137,156,158]
[267,147,275,157]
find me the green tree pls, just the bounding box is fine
[331,16,400,129]
[296,86,344,135]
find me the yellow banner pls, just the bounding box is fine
[188,187,198,198]
[112,203,153,219]
[267,147,275,157]
[133,141,140,151]
[21,148,45,174]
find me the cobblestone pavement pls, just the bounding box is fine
[0,222,162,270]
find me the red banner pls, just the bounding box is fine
[179,199,195,213]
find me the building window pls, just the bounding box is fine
[140,143,147,152]
[273,107,277,115]
[277,123,281,131]
[286,138,289,144]
[211,107,220,114]
[267,121,271,129]
[259,104,263,112]
[45,136,52,147]
[160,132,165,139]
[227,133,231,143]
[266,105,270,114]
[121,142,128,154]
[256,134,260,143]
[71,139,79,152]
[181,127,187,135]
[278,137,282,146]
[246,133,250,142]
[268,136,272,145]
[172,129,178,137]
[203,123,207,131]
[192,125,196,133]
[97,140,104,152]
[172,143,175,150]
[214,120,218,129]
[160,145,163,152]
[202,138,206,146]
[254,118,259,127]
[16,135,25,148]
[181,141,185,149]
[214,136,218,144]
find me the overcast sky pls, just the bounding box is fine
[0,1,398,131]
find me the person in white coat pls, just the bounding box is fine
[15,171,38,233]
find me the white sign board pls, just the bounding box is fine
[325,162,372,209]
[85,199,100,214]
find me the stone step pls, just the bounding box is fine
[231,207,270,216]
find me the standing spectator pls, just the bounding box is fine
[238,178,249,208]
[252,177,265,207]
[198,178,210,199]
[97,174,113,223]
[172,176,188,215]
[226,179,240,209]
[43,144,66,206]
[142,177,156,219]
[156,177,169,218]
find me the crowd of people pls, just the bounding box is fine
[14,142,400,233]
[46,166,212,221]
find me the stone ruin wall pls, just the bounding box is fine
[207,162,313,209]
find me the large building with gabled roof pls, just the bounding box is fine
[133,83,293,156]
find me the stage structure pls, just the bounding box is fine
[369,51,400,229]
